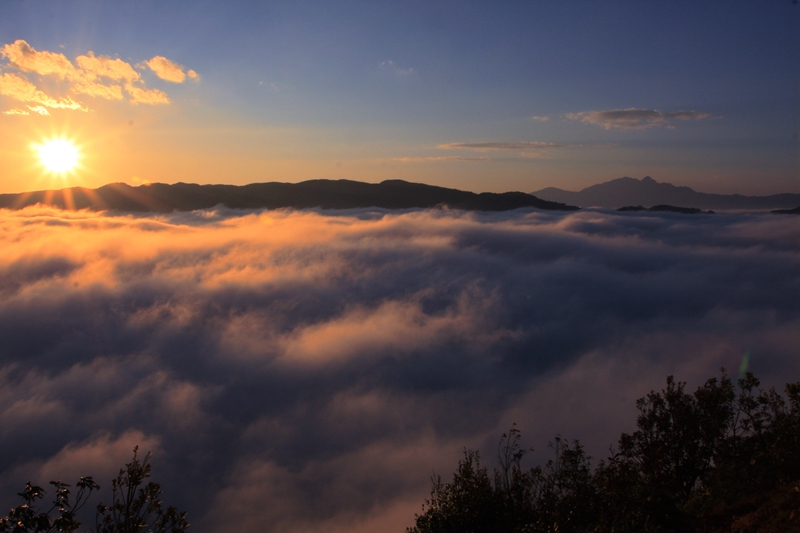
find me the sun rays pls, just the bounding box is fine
[35,138,80,174]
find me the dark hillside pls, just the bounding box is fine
[0,179,578,213]
[772,205,800,214]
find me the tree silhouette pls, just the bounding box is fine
[409,371,800,533]
[0,478,99,533]
[1,448,187,533]
[95,447,188,533]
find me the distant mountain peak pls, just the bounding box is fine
[531,176,800,210]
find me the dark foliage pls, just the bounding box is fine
[0,478,98,533]
[409,372,800,533]
[95,447,188,533]
[1,448,187,533]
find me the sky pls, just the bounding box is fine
[0,205,798,533]
[0,0,798,195]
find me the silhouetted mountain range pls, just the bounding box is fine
[532,176,800,210]
[0,179,579,213]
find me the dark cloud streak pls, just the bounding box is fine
[566,108,712,129]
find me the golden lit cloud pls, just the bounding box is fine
[143,56,198,83]
[124,82,170,105]
[75,51,140,81]
[0,72,87,110]
[28,105,49,116]
[73,81,124,100]
[276,296,506,367]
[71,51,139,100]
[1,39,78,79]
[0,40,195,112]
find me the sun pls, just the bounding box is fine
[36,139,80,174]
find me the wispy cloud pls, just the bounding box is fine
[437,141,566,159]
[566,108,712,130]
[530,116,549,122]
[379,59,414,77]
[258,81,281,92]
[393,156,491,162]
[0,40,197,113]
[2,105,49,116]
[437,141,561,151]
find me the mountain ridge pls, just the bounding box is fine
[532,176,800,210]
[0,179,579,213]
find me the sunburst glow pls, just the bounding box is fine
[36,139,80,174]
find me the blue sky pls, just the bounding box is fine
[0,0,797,194]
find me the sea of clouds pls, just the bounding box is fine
[0,206,797,533]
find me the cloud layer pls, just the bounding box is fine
[0,40,197,114]
[566,108,711,129]
[0,206,797,533]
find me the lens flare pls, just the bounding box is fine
[36,139,80,174]
[739,352,750,378]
